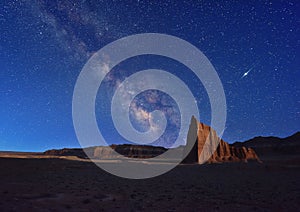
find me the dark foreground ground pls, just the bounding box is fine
[0,157,299,212]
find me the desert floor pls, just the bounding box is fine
[0,155,299,211]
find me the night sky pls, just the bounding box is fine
[0,0,299,152]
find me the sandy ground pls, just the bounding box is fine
[0,154,299,211]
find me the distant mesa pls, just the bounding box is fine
[44,116,262,164]
[93,144,167,159]
[44,148,88,158]
[44,145,167,160]
[233,131,300,160]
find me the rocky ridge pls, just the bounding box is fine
[44,116,261,163]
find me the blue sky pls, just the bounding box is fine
[0,0,299,151]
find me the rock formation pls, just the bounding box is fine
[44,116,261,163]
[183,116,261,163]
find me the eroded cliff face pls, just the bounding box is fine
[93,146,115,159]
[93,144,166,159]
[208,140,260,163]
[183,116,261,164]
[44,148,88,159]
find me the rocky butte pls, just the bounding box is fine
[183,116,261,164]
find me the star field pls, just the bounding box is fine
[0,0,299,151]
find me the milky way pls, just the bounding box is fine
[0,0,299,151]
